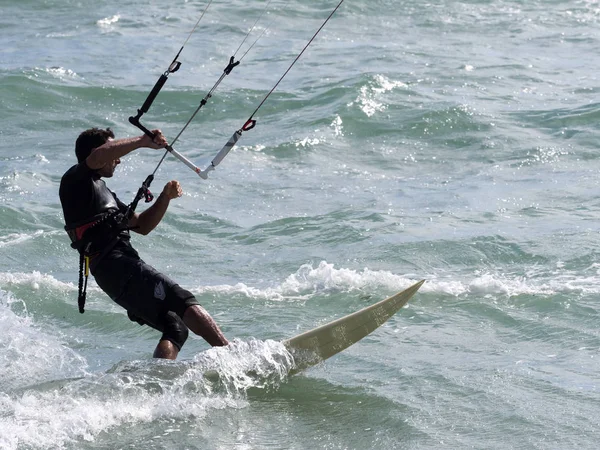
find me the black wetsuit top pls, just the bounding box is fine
[59,161,147,286]
[60,162,124,227]
[59,162,198,348]
[59,162,132,258]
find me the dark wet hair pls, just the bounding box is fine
[75,127,115,163]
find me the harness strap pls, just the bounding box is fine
[67,211,129,314]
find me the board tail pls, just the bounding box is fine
[283,279,425,373]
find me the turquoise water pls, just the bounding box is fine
[2,0,600,448]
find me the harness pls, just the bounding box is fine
[65,211,131,313]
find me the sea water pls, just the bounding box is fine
[1,0,600,448]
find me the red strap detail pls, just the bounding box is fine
[74,221,98,241]
[242,119,256,131]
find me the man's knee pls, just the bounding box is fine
[168,284,200,317]
[161,311,189,350]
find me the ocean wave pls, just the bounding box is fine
[0,230,45,248]
[0,338,291,450]
[0,271,76,292]
[512,102,600,130]
[3,252,599,312]
[192,261,416,301]
[191,260,600,302]
[97,14,120,27]
[0,289,88,392]
[348,74,407,118]
[42,66,79,79]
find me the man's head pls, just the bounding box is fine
[75,127,115,163]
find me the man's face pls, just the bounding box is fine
[95,137,119,178]
[97,158,120,178]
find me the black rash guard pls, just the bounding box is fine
[59,161,199,349]
[60,162,124,227]
[60,162,132,254]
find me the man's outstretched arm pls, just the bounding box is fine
[86,131,167,170]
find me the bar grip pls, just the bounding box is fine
[128,115,156,140]
[140,73,169,114]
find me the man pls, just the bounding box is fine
[59,127,228,359]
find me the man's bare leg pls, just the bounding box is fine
[183,305,229,346]
[153,339,179,359]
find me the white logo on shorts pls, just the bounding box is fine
[154,281,166,300]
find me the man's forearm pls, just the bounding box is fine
[87,136,145,169]
[134,192,171,235]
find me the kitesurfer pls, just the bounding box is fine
[59,127,229,359]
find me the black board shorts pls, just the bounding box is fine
[92,245,199,332]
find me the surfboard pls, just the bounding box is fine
[283,279,425,374]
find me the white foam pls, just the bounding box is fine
[348,74,407,117]
[97,15,120,27]
[44,67,78,78]
[0,339,290,449]
[5,261,598,313]
[194,261,421,300]
[0,271,76,292]
[295,137,322,147]
[45,32,75,38]
[238,144,267,152]
[331,114,344,136]
[0,381,220,449]
[194,260,600,302]
[0,231,45,248]
[0,290,88,392]
[422,268,600,298]
[192,338,294,392]
[35,154,49,163]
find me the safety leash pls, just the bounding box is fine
[77,250,89,313]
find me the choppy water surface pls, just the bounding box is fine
[2,0,600,448]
